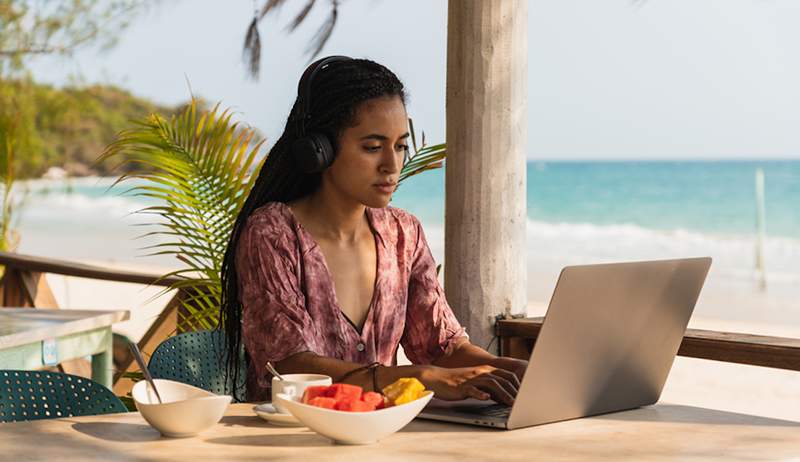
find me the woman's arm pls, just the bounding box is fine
[276,348,525,405]
[276,352,422,391]
[432,337,529,383]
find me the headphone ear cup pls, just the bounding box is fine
[308,133,335,171]
[291,133,335,173]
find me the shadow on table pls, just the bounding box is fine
[205,433,331,447]
[597,404,800,427]
[399,419,502,433]
[206,414,331,447]
[218,415,273,428]
[71,422,162,442]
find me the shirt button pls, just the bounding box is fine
[356,342,365,352]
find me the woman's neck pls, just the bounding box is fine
[293,186,368,244]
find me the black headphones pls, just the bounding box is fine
[291,55,353,174]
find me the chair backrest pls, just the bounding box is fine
[0,370,127,422]
[148,330,246,401]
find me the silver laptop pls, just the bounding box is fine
[418,257,712,430]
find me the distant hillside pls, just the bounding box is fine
[1,80,187,179]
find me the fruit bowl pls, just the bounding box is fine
[276,390,434,445]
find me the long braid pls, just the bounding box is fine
[219,58,406,401]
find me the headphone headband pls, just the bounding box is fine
[296,55,352,135]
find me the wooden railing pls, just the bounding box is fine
[0,251,193,396]
[497,317,800,371]
[5,251,799,399]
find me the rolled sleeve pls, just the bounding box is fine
[236,216,315,389]
[400,217,467,365]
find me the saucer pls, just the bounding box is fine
[253,403,304,427]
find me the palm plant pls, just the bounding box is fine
[100,98,445,330]
[99,99,264,330]
[401,119,444,183]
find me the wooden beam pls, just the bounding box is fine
[0,251,183,287]
[20,270,59,308]
[1,268,30,307]
[497,317,800,371]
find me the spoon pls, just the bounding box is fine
[265,361,284,381]
[128,340,163,404]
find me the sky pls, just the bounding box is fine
[28,0,800,160]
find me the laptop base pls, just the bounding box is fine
[418,398,510,429]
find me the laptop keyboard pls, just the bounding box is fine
[453,403,512,418]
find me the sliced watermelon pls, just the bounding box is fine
[325,383,363,402]
[302,385,331,404]
[308,396,337,409]
[361,391,385,409]
[335,398,376,412]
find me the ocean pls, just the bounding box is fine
[14,160,800,330]
[394,160,800,238]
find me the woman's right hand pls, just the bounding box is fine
[417,364,520,406]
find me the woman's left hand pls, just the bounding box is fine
[490,356,528,382]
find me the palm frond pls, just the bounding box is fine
[399,119,446,183]
[304,0,338,60]
[287,0,317,33]
[259,0,288,19]
[99,97,266,329]
[243,17,261,80]
[245,0,339,79]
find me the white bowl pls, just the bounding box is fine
[132,379,231,437]
[276,391,434,445]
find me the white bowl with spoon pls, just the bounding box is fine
[127,341,230,437]
[132,379,231,437]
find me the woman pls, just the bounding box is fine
[220,56,527,403]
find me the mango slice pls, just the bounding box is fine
[382,377,426,405]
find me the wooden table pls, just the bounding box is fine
[1,403,798,461]
[0,309,129,388]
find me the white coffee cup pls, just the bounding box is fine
[271,373,332,414]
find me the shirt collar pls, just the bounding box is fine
[365,207,388,249]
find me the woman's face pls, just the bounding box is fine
[324,95,409,208]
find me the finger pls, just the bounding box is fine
[481,371,518,399]
[506,364,525,383]
[472,377,515,406]
[462,384,490,401]
[512,362,528,381]
[490,368,521,390]
[495,375,519,401]
[465,365,495,380]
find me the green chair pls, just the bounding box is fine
[0,370,127,422]
[147,330,246,401]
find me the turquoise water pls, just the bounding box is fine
[393,160,800,239]
[23,160,800,239]
[14,160,800,318]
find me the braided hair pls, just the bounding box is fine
[219,58,406,400]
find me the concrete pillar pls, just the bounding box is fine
[444,0,528,352]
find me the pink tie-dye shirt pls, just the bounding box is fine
[236,202,466,399]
